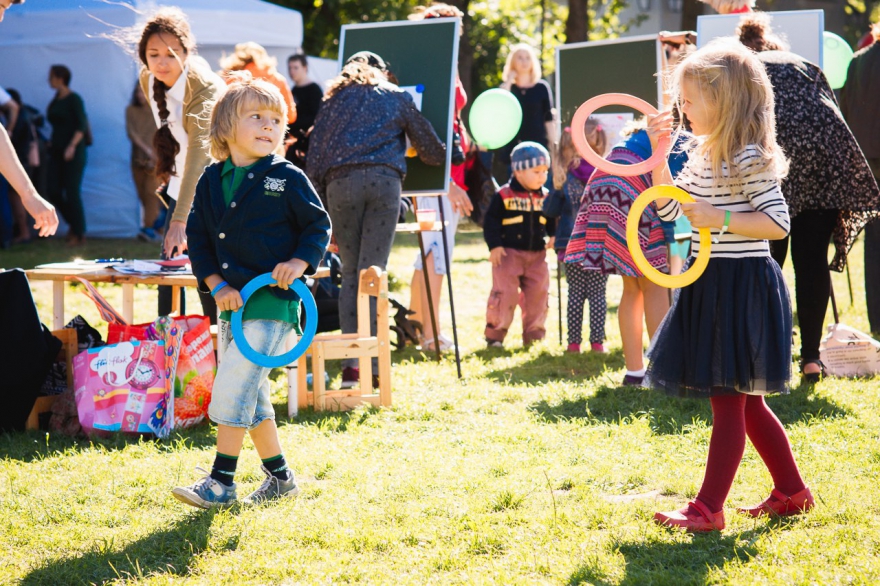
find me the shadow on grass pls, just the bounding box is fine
[283,406,381,434]
[478,346,625,387]
[568,529,764,585]
[21,510,219,585]
[1,422,219,463]
[531,383,850,435]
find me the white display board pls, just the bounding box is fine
[697,10,824,66]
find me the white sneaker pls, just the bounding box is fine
[423,334,455,352]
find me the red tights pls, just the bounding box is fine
[696,394,806,512]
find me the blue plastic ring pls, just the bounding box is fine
[231,274,318,368]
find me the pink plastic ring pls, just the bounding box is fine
[571,93,670,177]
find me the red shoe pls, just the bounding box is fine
[737,487,814,518]
[654,500,725,532]
[340,367,359,389]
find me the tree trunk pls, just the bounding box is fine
[681,0,704,32]
[566,0,589,43]
[443,0,474,106]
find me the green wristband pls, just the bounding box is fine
[713,210,731,244]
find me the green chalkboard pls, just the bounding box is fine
[555,35,660,130]
[340,18,459,195]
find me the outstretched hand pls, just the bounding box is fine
[447,182,473,217]
[163,221,188,258]
[22,192,59,237]
[646,111,674,154]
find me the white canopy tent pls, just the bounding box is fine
[0,0,336,238]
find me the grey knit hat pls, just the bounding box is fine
[511,141,550,171]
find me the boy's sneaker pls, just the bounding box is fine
[340,366,359,389]
[242,465,300,505]
[171,467,237,509]
[486,339,503,348]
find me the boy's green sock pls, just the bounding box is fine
[262,454,291,480]
[210,453,238,487]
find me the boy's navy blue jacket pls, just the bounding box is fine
[186,154,332,301]
[483,177,556,252]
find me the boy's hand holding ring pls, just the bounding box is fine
[215,286,243,312]
[271,258,308,290]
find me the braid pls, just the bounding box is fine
[137,7,194,182]
[152,76,180,182]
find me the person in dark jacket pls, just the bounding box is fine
[737,14,880,382]
[180,79,330,510]
[484,142,556,348]
[841,20,880,335]
[285,53,323,169]
[306,51,445,387]
[46,64,88,245]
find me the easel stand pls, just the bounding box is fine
[557,257,563,345]
[436,199,463,378]
[410,195,463,378]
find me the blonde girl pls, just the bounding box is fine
[544,117,609,353]
[646,39,812,532]
[137,7,225,318]
[219,42,296,124]
[499,43,556,170]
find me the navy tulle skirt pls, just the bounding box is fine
[646,256,792,398]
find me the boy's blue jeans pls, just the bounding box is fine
[209,319,294,429]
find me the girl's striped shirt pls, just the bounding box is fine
[656,145,790,258]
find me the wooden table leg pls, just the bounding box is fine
[285,329,299,419]
[170,286,181,316]
[122,284,135,324]
[53,281,65,330]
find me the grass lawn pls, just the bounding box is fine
[2,226,880,585]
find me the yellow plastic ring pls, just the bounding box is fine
[626,185,712,288]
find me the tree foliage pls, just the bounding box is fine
[267,0,638,98]
[841,0,880,46]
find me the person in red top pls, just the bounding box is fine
[406,3,474,352]
[220,42,296,125]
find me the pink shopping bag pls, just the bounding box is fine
[73,339,176,437]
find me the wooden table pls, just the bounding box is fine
[26,263,329,330]
[26,264,198,330]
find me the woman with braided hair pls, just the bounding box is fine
[137,7,225,319]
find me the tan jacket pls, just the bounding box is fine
[140,57,225,224]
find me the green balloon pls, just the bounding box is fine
[468,89,523,150]
[822,31,854,90]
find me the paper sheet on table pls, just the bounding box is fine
[110,259,192,276]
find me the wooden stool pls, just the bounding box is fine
[296,266,392,412]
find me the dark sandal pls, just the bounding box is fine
[801,360,826,384]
